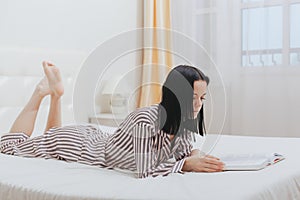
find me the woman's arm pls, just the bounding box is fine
[132,123,186,178]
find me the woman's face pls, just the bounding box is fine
[193,80,207,118]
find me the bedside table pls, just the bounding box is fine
[89,113,127,127]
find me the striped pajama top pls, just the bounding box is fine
[0,105,195,178]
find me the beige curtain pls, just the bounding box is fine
[138,0,173,108]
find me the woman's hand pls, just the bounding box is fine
[182,150,224,172]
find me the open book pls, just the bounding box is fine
[220,153,285,171]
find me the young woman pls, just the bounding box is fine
[0,62,224,178]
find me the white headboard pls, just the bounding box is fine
[0,47,87,137]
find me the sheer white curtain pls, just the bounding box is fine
[171,0,300,137]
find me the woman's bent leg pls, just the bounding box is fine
[2,125,107,168]
[9,61,64,136]
[45,96,62,132]
[9,78,50,137]
[5,126,83,161]
[43,61,64,132]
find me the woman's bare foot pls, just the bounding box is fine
[42,61,64,97]
[35,76,51,97]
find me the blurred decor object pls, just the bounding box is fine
[102,75,128,114]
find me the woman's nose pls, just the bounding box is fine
[195,98,202,107]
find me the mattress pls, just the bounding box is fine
[0,126,300,200]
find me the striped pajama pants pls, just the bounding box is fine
[0,125,110,167]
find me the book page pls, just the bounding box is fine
[220,153,284,171]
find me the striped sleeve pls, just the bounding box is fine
[132,123,186,178]
[174,132,193,161]
[151,156,186,177]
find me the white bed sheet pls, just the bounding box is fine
[0,128,300,200]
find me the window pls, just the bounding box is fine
[242,0,300,67]
[290,3,300,65]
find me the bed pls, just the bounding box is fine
[0,125,300,200]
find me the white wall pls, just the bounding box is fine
[0,0,140,135]
[0,0,140,52]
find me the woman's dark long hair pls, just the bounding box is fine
[158,65,209,137]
